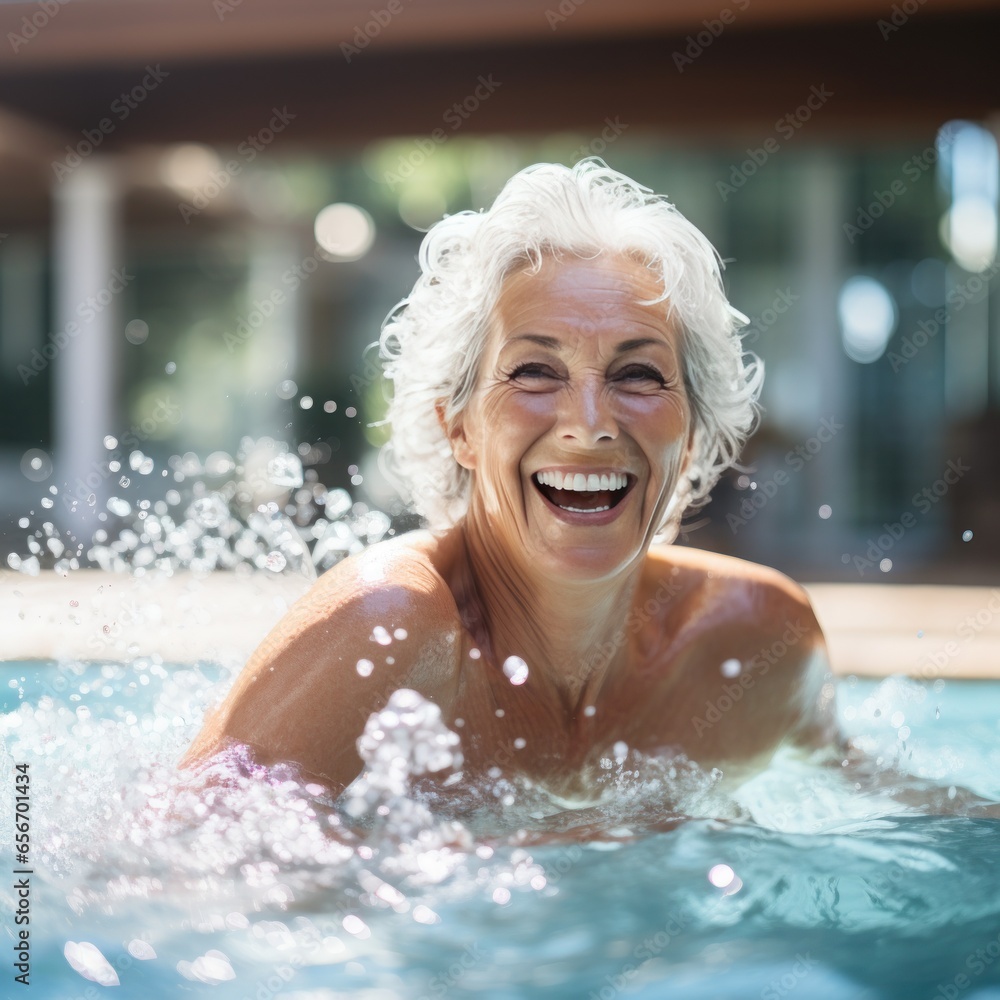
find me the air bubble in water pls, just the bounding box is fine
[107,498,131,517]
[503,655,529,685]
[962,529,973,542]
[104,436,118,449]
[120,477,130,488]
[721,658,741,678]
[276,379,298,400]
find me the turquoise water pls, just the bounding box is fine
[2,659,999,1000]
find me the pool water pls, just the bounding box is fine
[3,658,1000,1000]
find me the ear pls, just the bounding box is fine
[435,399,477,471]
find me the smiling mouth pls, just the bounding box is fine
[531,472,635,513]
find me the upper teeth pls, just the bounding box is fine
[535,471,628,491]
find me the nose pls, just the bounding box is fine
[557,376,618,446]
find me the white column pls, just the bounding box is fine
[796,151,850,522]
[52,155,121,523]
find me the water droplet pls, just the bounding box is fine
[106,497,131,517]
[20,448,52,482]
[708,864,735,888]
[502,655,529,685]
[127,940,157,961]
[264,551,286,572]
[124,319,148,345]
[721,658,741,678]
[267,453,304,489]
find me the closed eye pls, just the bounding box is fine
[507,362,557,380]
[616,364,668,386]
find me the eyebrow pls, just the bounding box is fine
[505,334,668,353]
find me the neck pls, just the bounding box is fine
[450,506,645,717]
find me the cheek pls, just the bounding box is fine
[621,394,690,457]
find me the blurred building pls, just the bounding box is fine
[0,0,998,581]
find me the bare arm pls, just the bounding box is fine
[180,547,461,796]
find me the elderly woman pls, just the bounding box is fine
[183,159,838,801]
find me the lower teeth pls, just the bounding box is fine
[558,504,611,513]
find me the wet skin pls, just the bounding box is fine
[183,255,839,801]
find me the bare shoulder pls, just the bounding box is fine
[645,544,838,756]
[182,529,465,790]
[647,543,821,637]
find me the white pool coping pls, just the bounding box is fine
[1,571,999,679]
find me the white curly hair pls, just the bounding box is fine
[376,157,763,540]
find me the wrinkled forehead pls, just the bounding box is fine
[485,253,681,360]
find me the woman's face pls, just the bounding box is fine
[445,253,693,580]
